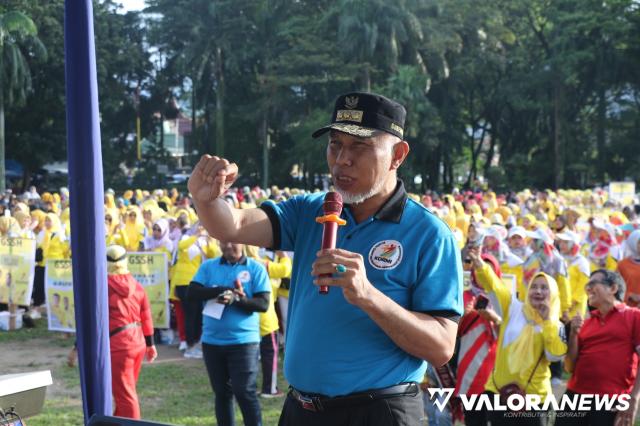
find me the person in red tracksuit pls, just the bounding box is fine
[107,245,158,419]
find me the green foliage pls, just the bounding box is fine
[2,0,640,192]
[0,6,47,191]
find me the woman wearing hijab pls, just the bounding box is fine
[106,245,157,419]
[122,207,145,252]
[556,231,591,319]
[168,213,187,247]
[456,252,502,426]
[40,213,70,261]
[170,224,220,356]
[461,220,486,263]
[587,219,622,271]
[105,193,117,210]
[13,211,36,239]
[617,230,640,307]
[142,218,174,328]
[472,246,567,426]
[141,201,162,238]
[482,225,525,293]
[521,214,537,231]
[30,210,46,234]
[522,227,571,319]
[142,218,174,258]
[30,209,47,307]
[31,213,70,310]
[507,226,532,261]
[105,208,126,246]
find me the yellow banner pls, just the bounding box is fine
[45,253,169,332]
[128,252,170,329]
[45,259,75,332]
[0,237,36,306]
[609,181,636,205]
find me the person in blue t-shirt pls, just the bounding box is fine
[187,240,270,426]
[187,92,463,426]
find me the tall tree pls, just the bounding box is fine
[0,10,45,191]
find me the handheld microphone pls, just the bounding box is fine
[315,192,347,294]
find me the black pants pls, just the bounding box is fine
[32,265,45,306]
[175,285,201,346]
[260,332,279,394]
[554,390,617,426]
[485,392,546,426]
[550,361,563,379]
[278,390,423,426]
[203,342,261,426]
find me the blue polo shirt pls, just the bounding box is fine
[193,256,270,345]
[260,180,463,396]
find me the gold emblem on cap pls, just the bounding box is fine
[390,123,404,137]
[331,123,376,138]
[336,110,363,123]
[344,96,359,109]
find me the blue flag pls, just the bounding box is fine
[64,0,112,422]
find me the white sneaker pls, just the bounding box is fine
[259,392,284,399]
[551,377,562,387]
[178,341,188,351]
[184,346,203,359]
[28,310,41,320]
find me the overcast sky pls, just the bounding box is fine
[117,0,145,12]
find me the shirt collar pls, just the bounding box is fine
[351,179,407,224]
[220,255,247,265]
[591,302,625,318]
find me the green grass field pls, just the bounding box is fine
[1,320,288,425]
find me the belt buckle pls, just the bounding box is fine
[298,394,317,412]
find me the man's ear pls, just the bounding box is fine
[610,283,619,298]
[390,141,410,170]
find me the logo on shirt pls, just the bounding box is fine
[237,270,251,284]
[368,240,403,270]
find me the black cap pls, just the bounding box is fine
[312,92,406,139]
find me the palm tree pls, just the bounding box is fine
[335,0,427,91]
[0,11,46,192]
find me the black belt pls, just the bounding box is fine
[289,382,419,412]
[109,322,141,337]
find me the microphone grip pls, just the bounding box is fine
[319,221,338,294]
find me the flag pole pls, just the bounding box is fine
[64,0,112,422]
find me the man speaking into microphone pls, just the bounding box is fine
[188,92,463,425]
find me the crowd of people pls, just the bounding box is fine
[1,181,639,424]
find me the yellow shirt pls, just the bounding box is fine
[566,256,590,318]
[477,263,567,398]
[556,274,571,315]
[169,235,220,299]
[590,254,618,272]
[52,304,66,328]
[259,255,292,336]
[106,227,128,247]
[122,223,145,252]
[43,233,70,261]
[276,256,293,299]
